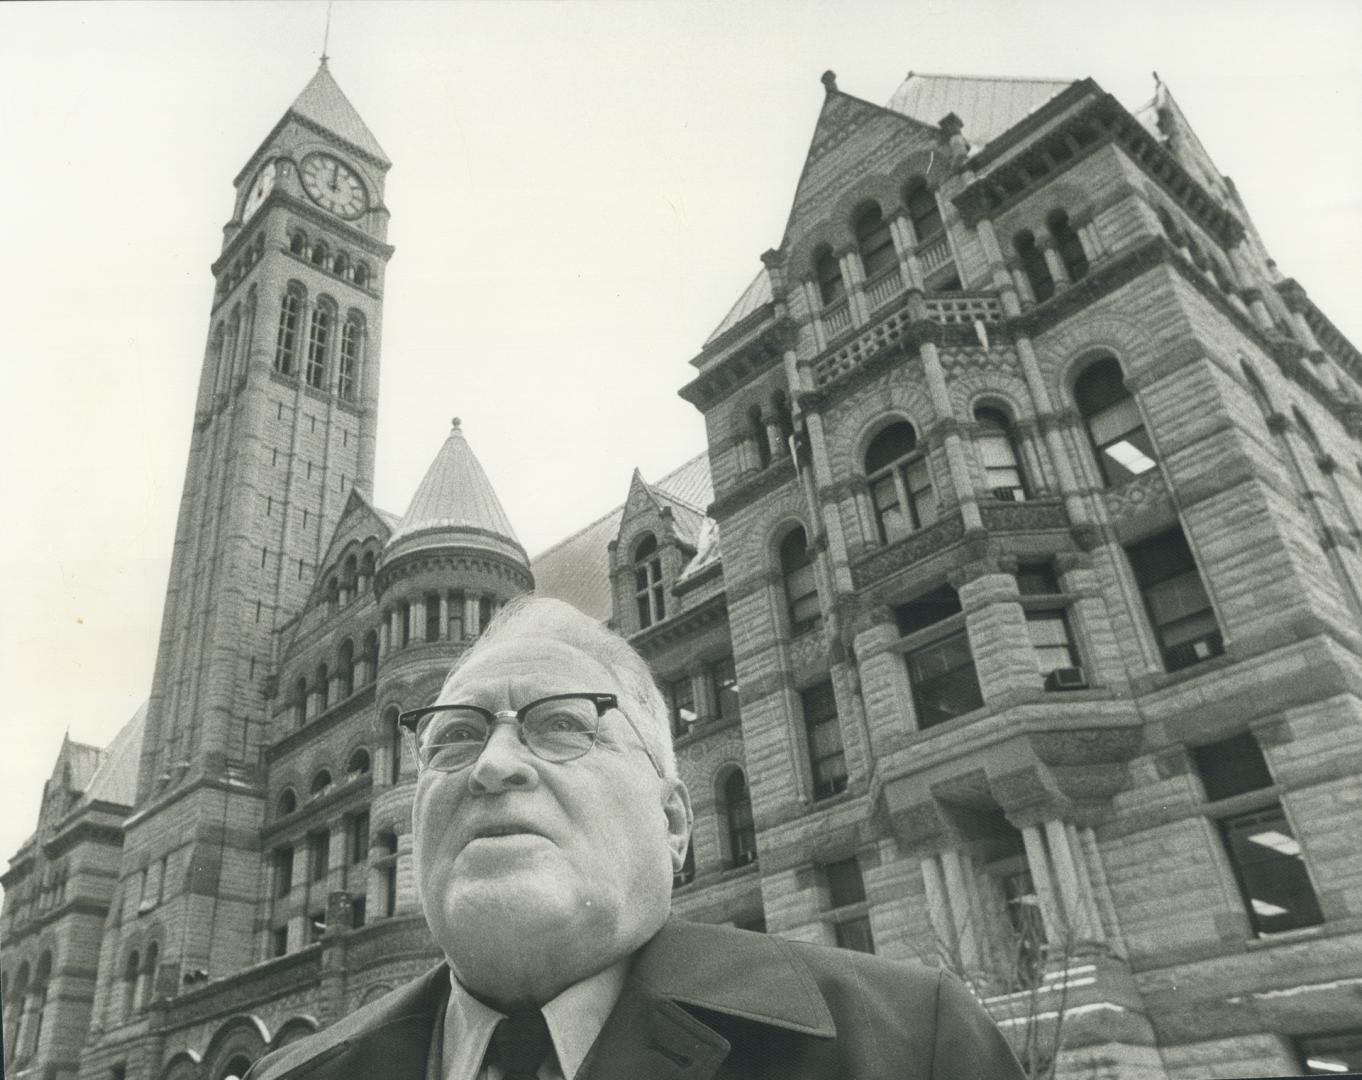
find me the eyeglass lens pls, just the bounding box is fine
[417,697,599,770]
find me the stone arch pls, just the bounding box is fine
[358,983,393,1007]
[996,181,1097,240]
[786,220,855,280]
[203,1014,270,1080]
[1044,313,1157,398]
[826,377,935,481]
[344,743,372,777]
[887,149,947,196]
[270,1015,319,1051]
[157,1049,203,1080]
[830,177,901,236]
[954,371,1034,420]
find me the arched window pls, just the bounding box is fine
[310,241,328,268]
[780,527,821,635]
[310,769,332,797]
[1014,230,1054,302]
[305,302,332,389]
[1047,209,1088,283]
[748,405,771,469]
[362,630,379,686]
[855,205,896,278]
[338,639,355,698]
[723,770,757,867]
[633,534,666,628]
[140,942,159,1008]
[326,577,340,613]
[905,177,942,242]
[273,287,302,375]
[354,263,370,288]
[332,252,348,277]
[864,422,937,543]
[293,677,308,727]
[29,952,51,1051]
[1075,357,1157,486]
[376,832,398,916]
[123,950,139,1019]
[386,707,403,783]
[347,748,371,776]
[338,317,363,401]
[290,231,307,256]
[11,962,30,1053]
[220,1053,254,1080]
[278,788,297,815]
[813,246,845,308]
[360,550,376,588]
[315,663,330,713]
[975,407,1027,499]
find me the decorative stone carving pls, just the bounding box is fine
[1102,468,1174,524]
[979,500,1070,533]
[850,511,966,588]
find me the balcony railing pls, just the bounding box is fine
[918,234,952,275]
[810,290,1004,389]
[865,266,904,311]
[822,300,852,336]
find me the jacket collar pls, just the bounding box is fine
[255,919,835,1080]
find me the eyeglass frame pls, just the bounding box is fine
[397,692,666,778]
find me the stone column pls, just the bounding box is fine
[465,595,481,639]
[1044,818,1099,942]
[1064,821,1105,944]
[939,848,985,974]
[1079,826,1126,955]
[378,619,389,658]
[411,599,426,643]
[389,608,403,649]
[919,854,955,965]
[917,341,983,530]
[840,250,869,327]
[395,831,417,913]
[1041,241,1069,290]
[766,417,787,466]
[438,594,450,640]
[1020,824,1065,941]
[889,215,925,290]
[802,279,830,354]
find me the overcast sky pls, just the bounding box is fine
[1,0,1359,870]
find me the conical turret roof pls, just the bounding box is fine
[288,60,391,166]
[385,419,527,566]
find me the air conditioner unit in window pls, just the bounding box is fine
[1044,666,1088,691]
[992,486,1020,501]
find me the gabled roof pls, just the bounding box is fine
[531,453,713,622]
[387,419,524,557]
[885,72,1073,149]
[704,268,774,346]
[288,61,391,167]
[83,702,147,808]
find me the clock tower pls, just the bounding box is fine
[104,61,394,1020]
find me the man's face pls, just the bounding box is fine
[412,633,691,1001]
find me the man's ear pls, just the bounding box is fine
[661,777,693,870]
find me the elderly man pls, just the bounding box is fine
[249,597,1024,1079]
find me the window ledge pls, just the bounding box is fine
[1131,649,1236,696]
[673,716,741,748]
[1244,924,1326,950]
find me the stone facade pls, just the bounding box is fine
[5,64,1362,1080]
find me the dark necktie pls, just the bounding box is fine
[489,1011,553,1080]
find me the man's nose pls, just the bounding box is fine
[467,720,539,794]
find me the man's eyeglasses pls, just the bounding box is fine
[397,693,664,778]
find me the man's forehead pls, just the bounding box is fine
[438,634,615,701]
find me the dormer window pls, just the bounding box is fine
[633,534,665,629]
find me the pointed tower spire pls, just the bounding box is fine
[286,61,390,166]
[385,419,528,569]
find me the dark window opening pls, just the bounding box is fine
[1048,209,1089,282]
[1194,732,1273,802]
[855,205,897,278]
[802,681,847,800]
[1075,357,1157,486]
[1220,805,1323,935]
[781,527,821,634]
[1127,527,1223,672]
[1015,230,1054,302]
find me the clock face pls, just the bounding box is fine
[300,153,368,220]
[243,160,276,222]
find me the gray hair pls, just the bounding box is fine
[440,595,677,779]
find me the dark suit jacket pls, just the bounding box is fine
[247,919,1026,1079]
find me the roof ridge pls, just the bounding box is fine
[529,505,625,563]
[903,70,1071,85]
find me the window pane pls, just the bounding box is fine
[895,585,962,637]
[1220,805,1323,935]
[1017,563,1060,596]
[1026,610,1077,674]
[826,858,866,906]
[834,915,876,953]
[908,630,984,728]
[712,656,740,723]
[1088,396,1143,447]
[1194,733,1273,802]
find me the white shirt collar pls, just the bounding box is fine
[439,959,630,1080]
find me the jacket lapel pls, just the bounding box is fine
[577,920,836,1080]
[258,964,448,1080]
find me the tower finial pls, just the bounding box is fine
[320,0,333,65]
